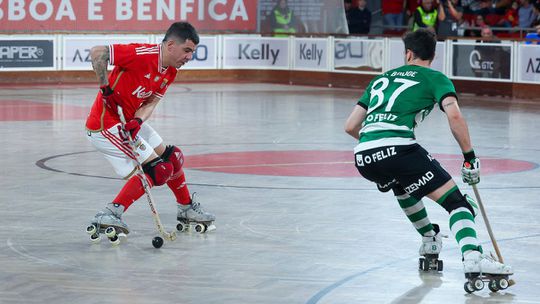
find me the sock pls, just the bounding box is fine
[167,173,191,205]
[113,174,153,211]
[448,205,482,254]
[397,193,435,237]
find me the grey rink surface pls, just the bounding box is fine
[0,83,539,304]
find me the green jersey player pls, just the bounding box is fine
[344,29,512,292]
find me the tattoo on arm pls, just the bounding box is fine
[442,100,456,109]
[91,47,110,86]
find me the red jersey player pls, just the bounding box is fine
[85,22,215,243]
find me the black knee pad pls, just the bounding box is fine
[142,157,173,186]
[439,188,475,215]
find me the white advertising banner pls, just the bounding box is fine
[62,35,150,70]
[387,39,445,73]
[517,44,540,83]
[223,37,289,69]
[334,38,383,73]
[293,38,329,71]
[182,36,219,70]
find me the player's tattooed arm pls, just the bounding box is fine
[90,46,110,86]
[442,96,473,153]
[442,98,457,110]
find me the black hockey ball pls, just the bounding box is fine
[152,236,164,248]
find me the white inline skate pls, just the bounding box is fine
[418,224,445,272]
[463,250,513,293]
[176,194,216,233]
[86,203,129,245]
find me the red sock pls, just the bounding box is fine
[113,174,154,210]
[167,173,191,205]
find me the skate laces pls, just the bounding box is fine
[190,201,204,214]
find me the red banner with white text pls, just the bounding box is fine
[0,0,257,32]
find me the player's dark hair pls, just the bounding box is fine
[402,29,436,61]
[163,22,199,45]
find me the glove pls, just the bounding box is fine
[123,117,143,138]
[461,150,480,185]
[100,85,122,114]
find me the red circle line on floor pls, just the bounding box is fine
[184,150,537,178]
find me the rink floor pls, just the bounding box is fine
[0,82,539,304]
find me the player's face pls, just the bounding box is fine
[167,39,197,69]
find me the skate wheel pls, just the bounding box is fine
[90,233,101,244]
[421,258,430,271]
[473,278,484,290]
[488,280,499,292]
[195,223,207,233]
[418,258,424,270]
[109,235,120,246]
[497,278,509,290]
[464,282,475,294]
[105,226,116,238]
[86,225,97,235]
[152,236,164,249]
[437,260,443,272]
[176,222,187,232]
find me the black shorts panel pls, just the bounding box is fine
[354,144,452,200]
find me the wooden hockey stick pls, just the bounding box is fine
[117,106,177,242]
[471,184,515,286]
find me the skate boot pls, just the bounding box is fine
[86,203,129,245]
[176,193,216,233]
[463,250,513,293]
[418,224,444,272]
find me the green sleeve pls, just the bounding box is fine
[432,72,458,110]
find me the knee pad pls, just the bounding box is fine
[439,188,475,216]
[161,145,184,177]
[142,157,173,186]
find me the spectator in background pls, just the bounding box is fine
[438,0,465,37]
[382,0,407,31]
[531,2,540,27]
[345,0,372,35]
[480,25,498,40]
[469,14,487,36]
[518,0,536,28]
[412,0,445,33]
[405,0,421,24]
[270,0,298,37]
[491,0,513,15]
[497,1,519,27]
[461,0,492,15]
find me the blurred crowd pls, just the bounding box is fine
[344,0,540,39]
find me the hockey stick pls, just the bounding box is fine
[471,184,515,286]
[117,106,177,242]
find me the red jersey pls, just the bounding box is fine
[382,0,405,14]
[86,43,177,131]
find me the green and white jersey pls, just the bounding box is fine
[355,64,457,151]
